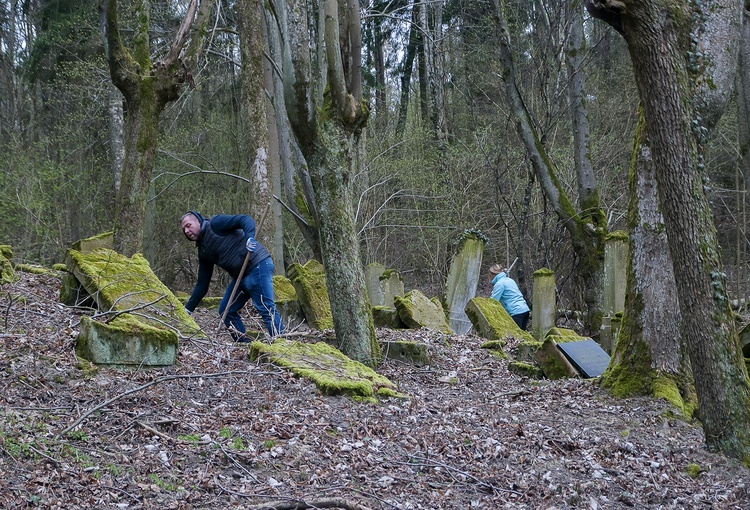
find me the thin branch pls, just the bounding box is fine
[58,371,248,437]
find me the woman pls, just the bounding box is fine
[489,264,530,330]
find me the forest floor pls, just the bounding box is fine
[1,270,749,510]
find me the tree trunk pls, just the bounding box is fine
[278,0,380,366]
[601,112,695,414]
[238,0,277,248]
[395,1,419,137]
[104,0,209,256]
[738,5,750,211]
[593,0,750,460]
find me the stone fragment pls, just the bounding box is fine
[0,244,16,284]
[381,341,429,366]
[372,306,406,329]
[465,297,535,342]
[76,315,178,366]
[394,290,452,334]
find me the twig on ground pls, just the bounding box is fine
[58,370,249,437]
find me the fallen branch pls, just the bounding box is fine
[249,498,374,510]
[58,370,248,437]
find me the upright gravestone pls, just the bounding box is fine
[365,263,386,307]
[603,232,628,316]
[380,269,404,308]
[600,232,628,353]
[531,268,556,341]
[444,233,486,334]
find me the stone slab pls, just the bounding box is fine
[76,315,177,366]
[557,339,610,378]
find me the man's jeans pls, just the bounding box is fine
[218,258,284,338]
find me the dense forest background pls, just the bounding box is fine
[1,0,746,311]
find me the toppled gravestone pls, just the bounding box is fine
[534,327,590,380]
[287,260,334,330]
[394,290,452,334]
[66,242,202,366]
[464,297,536,343]
[381,341,429,366]
[249,339,402,402]
[1,244,16,284]
[272,274,305,329]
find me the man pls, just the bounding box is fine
[180,211,284,340]
[489,263,530,330]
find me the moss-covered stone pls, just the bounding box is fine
[534,337,580,380]
[76,315,178,366]
[249,339,402,401]
[394,290,452,334]
[71,231,114,253]
[372,306,406,329]
[381,341,429,366]
[287,260,334,330]
[65,247,202,339]
[508,361,545,379]
[517,340,543,362]
[53,263,67,272]
[0,245,16,284]
[16,263,63,277]
[465,297,535,343]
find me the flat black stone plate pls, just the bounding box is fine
[557,339,610,378]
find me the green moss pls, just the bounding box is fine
[75,356,99,378]
[287,260,334,330]
[508,361,545,379]
[605,230,629,242]
[272,275,297,301]
[466,297,535,342]
[53,263,67,271]
[16,263,62,277]
[533,267,554,277]
[685,463,702,479]
[249,339,403,401]
[480,340,507,350]
[0,245,13,259]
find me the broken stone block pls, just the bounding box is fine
[273,274,305,329]
[481,340,510,360]
[249,339,401,401]
[465,297,535,342]
[372,306,406,329]
[287,259,334,330]
[508,361,545,379]
[76,315,178,366]
[534,336,580,380]
[381,341,429,366]
[65,246,202,339]
[394,290,452,334]
[71,231,114,253]
[516,340,543,363]
[531,268,556,341]
[444,233,485,334]
[365,263,386,307]
[59,271,94,307]
[1,245,16,284]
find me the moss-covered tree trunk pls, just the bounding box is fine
[492,1,608,335]
[601,112,695,415]
[590,0,750,461]
[279,0,380,366]
[104,0,209,257]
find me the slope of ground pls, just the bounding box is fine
[1,271,748,509]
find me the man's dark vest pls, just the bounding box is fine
[197,220,269,280]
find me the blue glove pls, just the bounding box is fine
[246,236,257,252]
